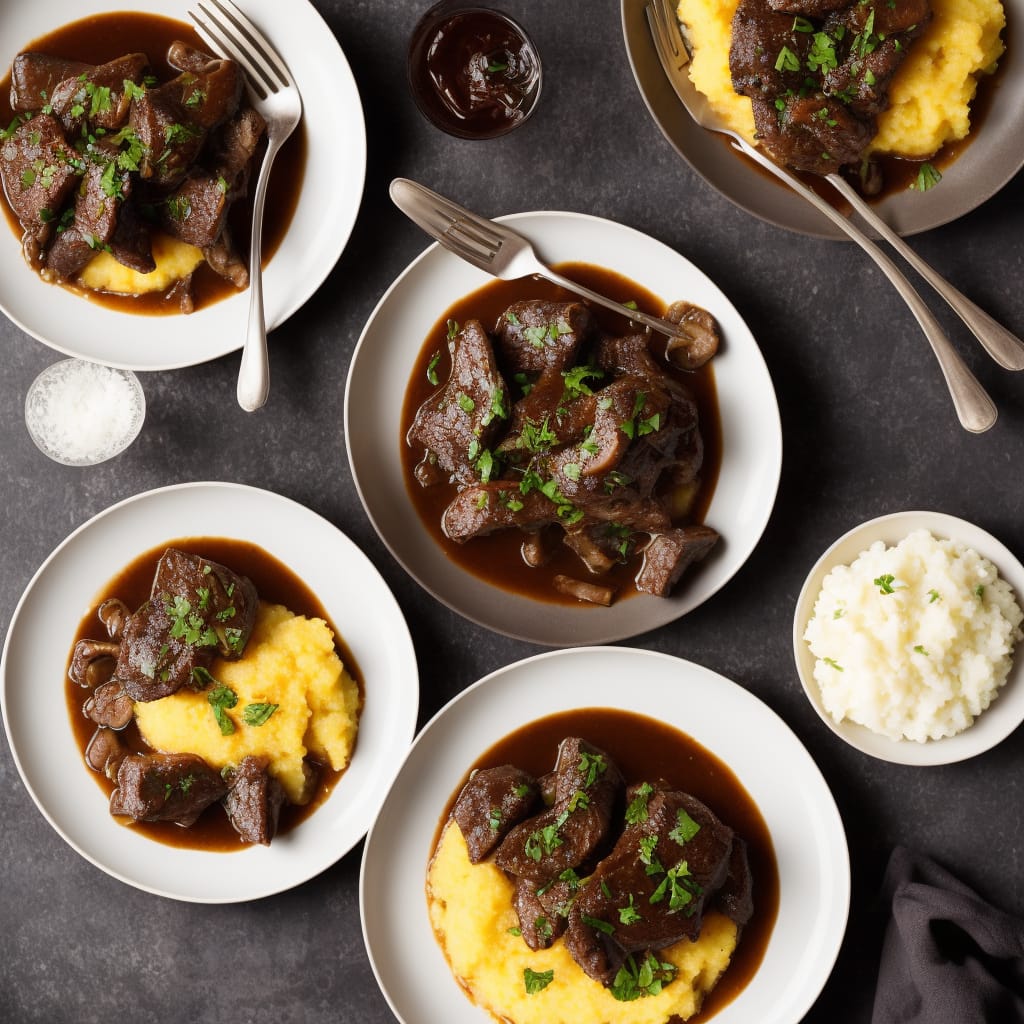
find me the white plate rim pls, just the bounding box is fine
[793,509,1024,765]
[0,0,367,370]
[0,481,419,902]
[360,646,850,1024]
[345,209,782,646]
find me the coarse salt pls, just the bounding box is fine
[24,359,145,466]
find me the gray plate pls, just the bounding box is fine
[622,0,1024,239]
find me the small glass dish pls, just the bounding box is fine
[407,2,542,139]
[24,358,146,467]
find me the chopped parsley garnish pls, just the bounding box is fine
[625,782,654,825]
[650,860,702,913]
[164,595,218,647]
[456,392,475,413]
[610,953,677,1002]
[928,589,941,603]
[426,351,442,386]
[874,574,900,595]
[910,162,941,192]
[775,46,801,72]
[242,703,279,726]
[619,894,643,925]
[523,968,554,995]
[581,913,616,935]
[207,684,238,736]
[488,806,503,831]
[668,808,701,845]
[823,657,844,671]
[578,750,607,787]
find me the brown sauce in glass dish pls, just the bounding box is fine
[400,262,723,607]
[436,708,779,1022]
[65,538,359,853]
[408,3,542,138]
[0,12,306,315]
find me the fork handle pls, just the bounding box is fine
[731,138,996,433]
[236,135,282,412]
[538,267,688,340]
[825,174,1024,372]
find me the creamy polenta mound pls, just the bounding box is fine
[427,823,737,1024]
[676,0,1005,158]
[134,602,360,804]
[78,231,205,295]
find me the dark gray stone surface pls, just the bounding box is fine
[1,1,1022,1022]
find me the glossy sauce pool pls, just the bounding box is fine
[433,707,779,1021]
[66,538,361,853]
[0,11,306,315]
[400,262,723,606]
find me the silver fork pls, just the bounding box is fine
[189,0,302,412]
[645,0,1011,434]
[390,177,705,362]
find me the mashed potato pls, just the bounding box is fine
[676,0,1004,158]
[427,823,737,1024]
[78,231,205,295]
[134,602,360,803]
[803,529,1022,742]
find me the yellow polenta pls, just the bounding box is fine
[427,823,737,1024]
[676,0,1004,157]
[134,602,360,804]
[78,231,205,295]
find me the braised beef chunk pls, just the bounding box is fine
[10,53,92,112]
[636,525,720,597]
[494,300,593,376]
[408,319,509,486]
[0,115,78,244]
[45,155,132,281]
[564,785,734,985]
[513,876,568,951]
[452,765,542,863]
[495,738,624,883]
[110,752,227,826]
[443,484,558,542]
[114,548,258,702]
[49,52,148,134]
[732,0,931,175]
[715,836,754,927]
[223,756,288,846]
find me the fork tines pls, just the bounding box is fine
[189,0,293,98]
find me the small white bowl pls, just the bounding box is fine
[793,510,1024,765]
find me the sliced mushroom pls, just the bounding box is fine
[98,598,131,641]
[664,301,721,370]
[83,681,135,730]
[521,530,553,568]
[85,727,127,778]
[553,574,615,607]
[68,639,121,688]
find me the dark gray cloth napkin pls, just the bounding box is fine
[872,846,1024,1023]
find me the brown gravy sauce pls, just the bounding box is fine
[66,537,361,853]
[434,708,779,1022]
[400,262,723,606]
[0,11,306,316]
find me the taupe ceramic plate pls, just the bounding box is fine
[622,0,1024,239]
[345,210,781,647]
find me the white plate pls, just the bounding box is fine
[361,647,850,1024]
[345,210,782,645]
[622,0,1024,239]
[0,0,366,370]
[793,510,1024,765]
[0,482,418,903]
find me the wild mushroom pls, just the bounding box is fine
[98,598,131,640]
[68,639,121,688]
[664,301,721,370]
[85,727,127,778]
[83,680,135,731]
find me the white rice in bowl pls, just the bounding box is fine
[803,529,1023,743]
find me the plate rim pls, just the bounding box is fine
[0,0,367,370]
[792,509,1024,765]
[345,207,783,646]
[359,645,851,1024]
[0,480,419,902]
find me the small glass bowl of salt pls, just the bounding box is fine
[24,358,146,467]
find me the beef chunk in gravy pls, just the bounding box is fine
[110,752,228,826]
[223,756,288,846]
[453,765,542,863]
[114,548,257,702]
[730,0,932,177]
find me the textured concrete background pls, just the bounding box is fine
[1,1,1023,1022]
